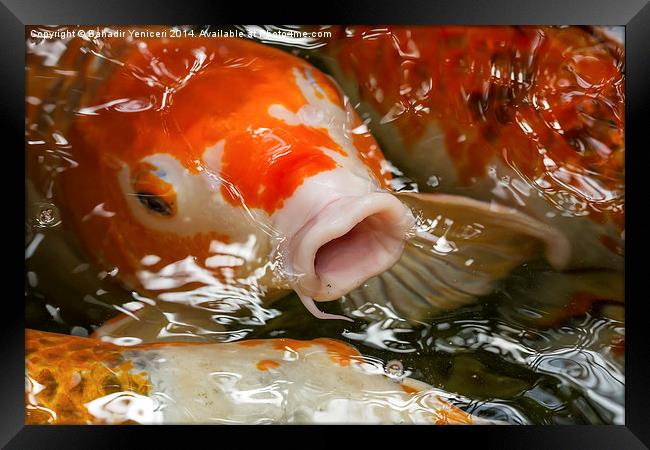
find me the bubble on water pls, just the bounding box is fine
[426,175,440,188]
[384,359,404,380]
[32,202,61,228]
[39,208,54,223]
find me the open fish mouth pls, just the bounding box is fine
[288,192,415,302]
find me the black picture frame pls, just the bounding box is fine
[5,0,648,447]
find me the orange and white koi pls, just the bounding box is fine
[26,27,570,321]
[25,329,497,424]
[322,26,624,273]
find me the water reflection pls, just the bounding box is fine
[25,25,624,424]
[85,392,163,424]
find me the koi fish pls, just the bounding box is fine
[321,26,624,273]
[25,329,498,424]
[26,27,569,322]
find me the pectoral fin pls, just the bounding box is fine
[498,270,624,328]
[343,192,571,321]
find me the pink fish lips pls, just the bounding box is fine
[269,165,416,321]
[288,192,414,301]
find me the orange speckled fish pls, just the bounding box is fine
[26,26,570,322]
[25,329,498,424]
[322,25,624,273]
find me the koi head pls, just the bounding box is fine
[51,35,415,303]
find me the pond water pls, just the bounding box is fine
[25,25,624,424]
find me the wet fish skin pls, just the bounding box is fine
[26,27,571,323]
[26,29,416,316]
[321,25,624,273]
[25,329,495,425]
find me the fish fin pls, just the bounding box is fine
[498,269,624,328]
[401,193,571,270]
[344,192,570,321]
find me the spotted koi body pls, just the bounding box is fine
[26,329,491,424]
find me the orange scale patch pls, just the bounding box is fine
[25,330,151,425]
[256,360,281,371]
[348,112,392,188]
[401,384,419,395]
[219,123,344,214]
[312,338,362,367]
[433,396,473,425]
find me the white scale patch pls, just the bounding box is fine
[131,343,471,424]
[118,151,267,242]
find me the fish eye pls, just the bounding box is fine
[131,162,178,217]
[136,192,173,216]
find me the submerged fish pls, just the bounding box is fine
[321,26,624,273]
[25,329,497,424]
[26,28,569,322]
